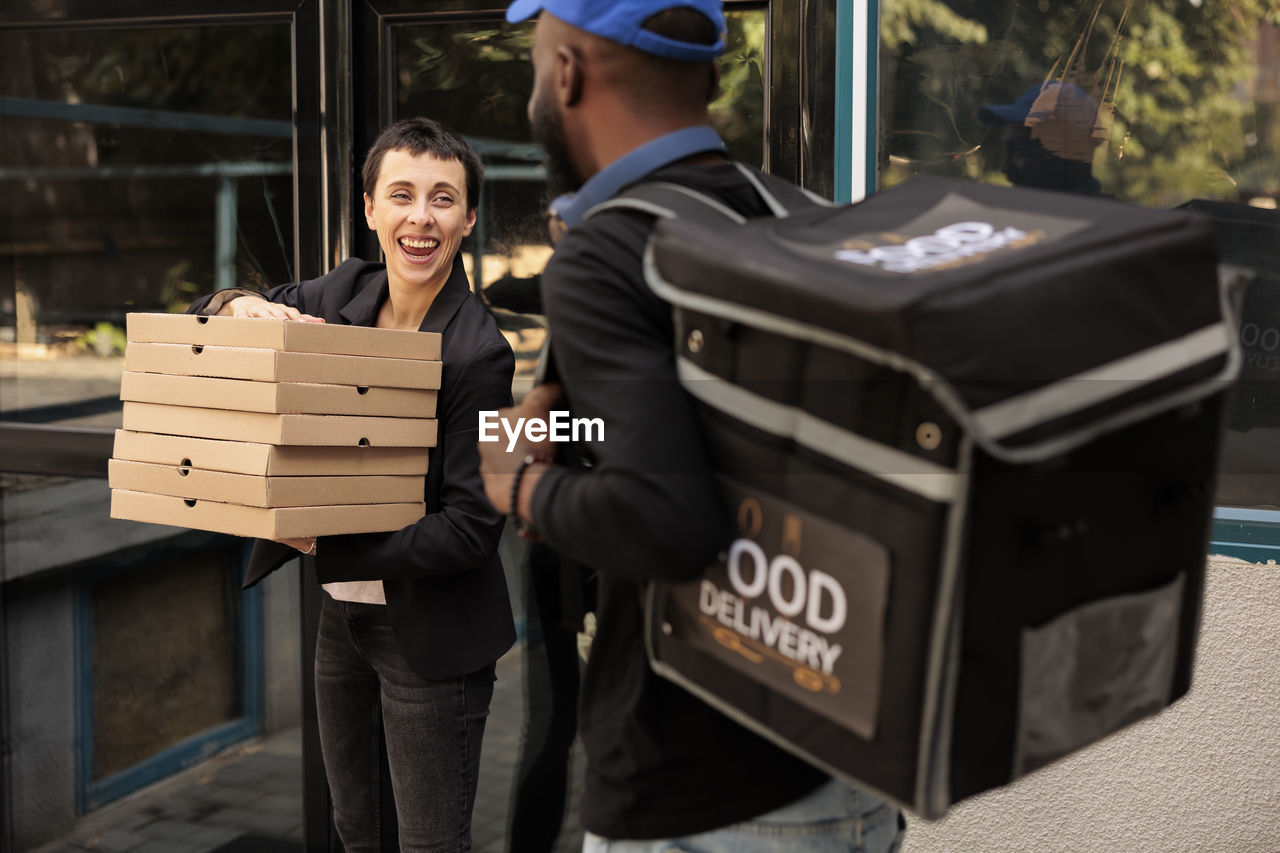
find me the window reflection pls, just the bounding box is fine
[881,0,1279,208]
[880,0,1280,505]
[712,8,768,167]
[0,26,294,423]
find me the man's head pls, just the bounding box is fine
[362,117,484,214]
[507,0,726,196]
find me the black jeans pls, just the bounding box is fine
[315,594,495,852]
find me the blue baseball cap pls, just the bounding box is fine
[978,81,1096,125]
[979,81,1105,161]
[506,0,726,61]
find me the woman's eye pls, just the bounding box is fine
[432,195,454,205]
[391,191,410,200]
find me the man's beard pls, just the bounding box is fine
[531,91,583,200]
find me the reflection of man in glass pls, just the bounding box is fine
[979,81,1104,194]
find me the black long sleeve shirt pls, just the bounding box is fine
[531,163,827,839]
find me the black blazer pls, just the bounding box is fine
[190,256,516,679]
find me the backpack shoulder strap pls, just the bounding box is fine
[732,163,833,216]
[584,181,747,225]
[582,164,832,225]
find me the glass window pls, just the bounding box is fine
[712,7,769,167]
[0,25,295,426]
[879,1,1280,505]
[880,1,1279,204]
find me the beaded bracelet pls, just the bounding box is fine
[510,455,538,537]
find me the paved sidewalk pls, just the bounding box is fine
[31,643,585,853]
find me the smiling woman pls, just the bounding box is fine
[186,116,517,852]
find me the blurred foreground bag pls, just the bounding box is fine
[599,173,1239,819]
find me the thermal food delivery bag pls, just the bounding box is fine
[595,172,1239,819]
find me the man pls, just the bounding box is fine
[477,1,904,849]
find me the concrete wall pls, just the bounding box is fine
[5,579,78,852]
[3,548,303,851]
[904,556,1280,853]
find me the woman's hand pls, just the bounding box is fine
[277,537,317,556]
[224,295,325,323]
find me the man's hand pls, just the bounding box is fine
[224,295,324,323]
[478,382,562,515]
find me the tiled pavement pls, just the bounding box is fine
[32,643,585,853]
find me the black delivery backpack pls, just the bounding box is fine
[592,169,1240,819]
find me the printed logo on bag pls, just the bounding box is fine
[661,480,890,739]
[809,192,1089,276]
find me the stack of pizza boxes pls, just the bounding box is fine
[109,313,440,540]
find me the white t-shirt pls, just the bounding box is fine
[322,581,386,605]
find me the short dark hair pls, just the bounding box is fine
[361,117,484,213]
[608,9,721,109]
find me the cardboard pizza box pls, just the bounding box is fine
[108,459,423,508]
[125,342,442,390]
[122,402,437,447]
[120,371,437,418]
[112,430,430,476]
[126,313,441,361]
[111,488,425,538]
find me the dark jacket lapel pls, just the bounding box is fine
[338,267,388,327]
[336,256,471,334]
[420,255,473,335]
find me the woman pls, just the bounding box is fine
[190,117,516,851]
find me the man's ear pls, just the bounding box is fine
[555,44,584,109]
[363,193,376,230]
[705,61,721,104]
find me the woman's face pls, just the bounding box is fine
[364,149,476,292]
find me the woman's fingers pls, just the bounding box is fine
[243,301,294,320]
[228,297,325,323]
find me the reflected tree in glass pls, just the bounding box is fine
[711,9,767,168]
[880,0,1280,208]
